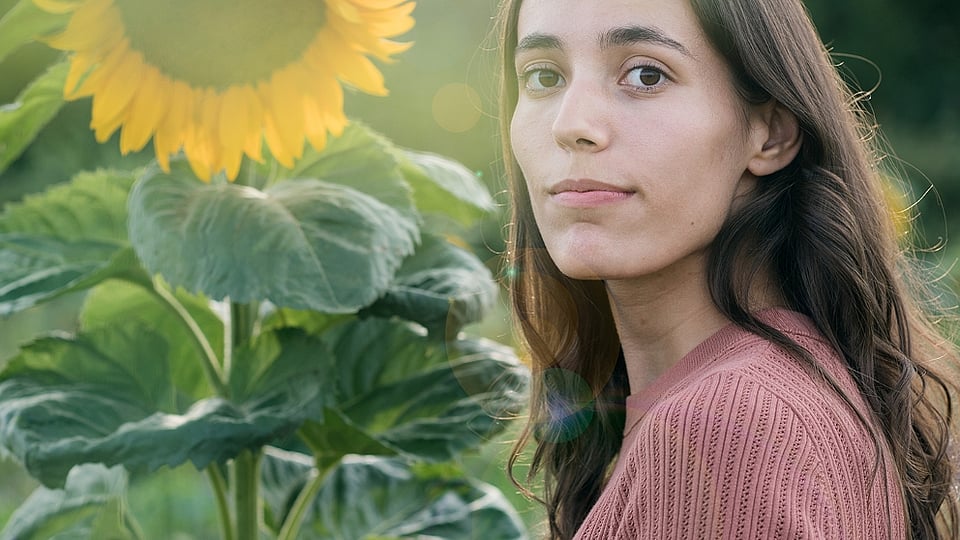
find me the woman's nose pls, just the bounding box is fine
[551,80,610,152]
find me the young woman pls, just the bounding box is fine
[497,0,959,538]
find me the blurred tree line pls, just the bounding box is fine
[805,0,960,258]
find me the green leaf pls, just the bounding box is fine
[228,328,336,404]
[128,161,419,312]
[80,280,223,402]
[260,307,352,337]
[0,60,69,174]
[264,453,527,540]
[0,169,145,315]
[285,123,417,222]
[260,446,314,532]
[0,239,145,315]
[0,322,175,411]
[312,318,528,462]
[298,410,398,471]
[0,324,332,488]
[0,0,69,64]
[398,149,495,226]
[362,234,497,337]
[0,168,136,241]
[0,464,134,540]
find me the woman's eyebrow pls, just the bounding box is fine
[514,26,691,58]
[515,33,564,55]
[600,25,691,57]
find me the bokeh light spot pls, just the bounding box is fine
[432,83,482,133]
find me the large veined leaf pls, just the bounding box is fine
[363,233,497,337]
[0,0,69,64]
[0,238,144,315]
[305,318,528,463]
[262,452,527,540]
[0,464,134,540]
[0,60,69,174]
[0,169,135,241]
[227,328,336,405]
[128,161,419,312]
[80,280,224,402]
[0,322,333,488]
[0,169,145,315]
[298,409,398,471]
[284,123,417,222]
[398,149,496,226]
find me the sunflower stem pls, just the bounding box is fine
[224,300,259,381]
[234,450,262,540]
[123,504,147,540]
[230,301,258,349]
[207,466,235,540]
[148,277,230,398]
[275,461,336,540]
[229,300,262,540]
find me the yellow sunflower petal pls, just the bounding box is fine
[184,148,213,182]
[243,133,264,163]
[303,105,328,152]
[90,49,144,133]
[350,0,411,9]
[43,0,114,51]
[262,112,295,169]
[198,88,227,175]
[153,80,193,169]
[153,137,171,172]
[119,65,169,153]
[32,0,84,14]
[339,53,388,96]
[303,79,336,151]
[92,105,124,142]
[183,116,215,182]
[314,30,387,95]
[239,86,265,162]
[63,51,96,98]
[326,15,411,61]
[218,85,252,155]
[359,4,416,36]
[265,66,307,161]
[72,37,129,98]
[220,141,244,181]
[259,77,296,169]
[327,0,362,24]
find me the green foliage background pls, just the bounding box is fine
[0,0,957,536]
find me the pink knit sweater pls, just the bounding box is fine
[574,309,905,539]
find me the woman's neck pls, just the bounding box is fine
[607,273,729,395]
[606,259,782,395]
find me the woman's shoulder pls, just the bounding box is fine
[636,308,884,476]
[650,308,859,414]
[602,313,905,538]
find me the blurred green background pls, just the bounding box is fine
[1,0,957,536]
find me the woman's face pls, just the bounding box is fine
[510,0,766,284]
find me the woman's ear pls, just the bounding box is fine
[747,101,802,177]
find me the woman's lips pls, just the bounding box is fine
[548,179,635,207]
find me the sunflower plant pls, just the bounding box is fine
[0,1,528,539]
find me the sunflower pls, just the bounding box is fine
[34,0,414,181]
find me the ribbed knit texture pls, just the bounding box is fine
[573,309,905,539]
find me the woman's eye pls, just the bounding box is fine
[523,68,564,92]
[622,66,666,88]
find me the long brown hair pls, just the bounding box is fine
[497,0,959,538]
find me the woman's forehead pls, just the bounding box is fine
[514,0,707,56]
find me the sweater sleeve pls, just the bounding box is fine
[577,371,845,539]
